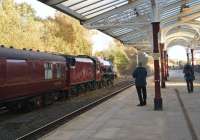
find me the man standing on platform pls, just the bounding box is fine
[183,63,195,93]
[132,62,147,106]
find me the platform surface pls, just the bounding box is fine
[40,70,200,140]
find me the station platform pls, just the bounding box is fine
[40,70,200,140]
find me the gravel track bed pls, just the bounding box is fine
[0,79,132,140]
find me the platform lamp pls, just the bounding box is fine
[128,0,134,3]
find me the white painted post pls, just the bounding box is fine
[136,49,139,66]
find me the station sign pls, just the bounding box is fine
[152,53,160,60]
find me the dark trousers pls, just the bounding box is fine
[186,80,193,93]
[136,86,147,105]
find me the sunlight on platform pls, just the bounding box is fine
[168,70,200,87]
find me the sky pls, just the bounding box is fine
[15,0,56,19]
[168,45,187,61]
[168,45,200,62]
[91,32,113,54]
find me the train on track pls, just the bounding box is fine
[0,45,116,111]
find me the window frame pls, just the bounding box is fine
[44,62,53,80]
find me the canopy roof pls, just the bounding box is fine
[39,0,200,53]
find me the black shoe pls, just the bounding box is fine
[137,103,143,106]
[143,101,146,106]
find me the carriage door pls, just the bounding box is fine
[0,58,6,85]
[65,59,72,86]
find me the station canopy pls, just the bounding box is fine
[39,0,200,54]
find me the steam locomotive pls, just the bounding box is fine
[0,45,116,111]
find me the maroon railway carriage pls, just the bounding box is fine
[0,46,116,111]
[0,46,67,110]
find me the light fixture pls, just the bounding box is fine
[178,3,191,21]
[195,17,200,21]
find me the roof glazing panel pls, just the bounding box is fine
[111,28,133,36]
[161,6,181,20]
[60,0,129,19]
[188,0,200,6]
[166,0,180,4]
[39,0,200,48]
[81,0,127,16]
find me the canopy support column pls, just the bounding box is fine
[191,49,194,67]
[166,52,169,79]
[136,49,139,66]
[152,22,162,110]
[187,51,190,64]
[160,43,165,88]
[164,51,167,80]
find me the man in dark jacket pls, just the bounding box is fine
[183,63,195,93]
[132,62,147,106]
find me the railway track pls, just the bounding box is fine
[16,81,134,140]
[0,107,8,114]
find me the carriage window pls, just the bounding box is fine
[56,64,62,79]
[44,63,52,79]
[69,58,76,69]
[70,58,75,66]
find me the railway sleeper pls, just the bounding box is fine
[5,91,64,112]
[6,99,35,112]
[42,92,59,106]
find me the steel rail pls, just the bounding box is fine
[17,81,134,140]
